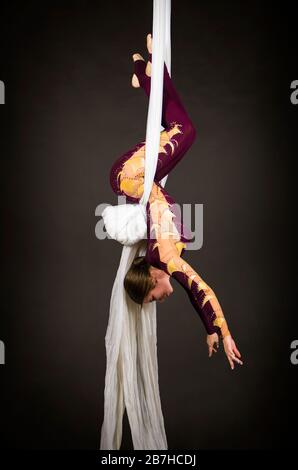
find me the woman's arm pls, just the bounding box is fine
[150,244,244,369]
[144,182,229,338]
[158,250,231,340]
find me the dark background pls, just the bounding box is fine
[0,0,297,450]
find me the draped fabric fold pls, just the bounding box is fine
[100,0,172,450]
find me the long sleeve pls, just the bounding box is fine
[170,254,231,339]
[147,240,231,339]
[143,180,231,339]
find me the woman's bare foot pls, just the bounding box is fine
[131,53,144,88]
[146,33,152,54]
[146,33,152,76]
[131,35,152,88]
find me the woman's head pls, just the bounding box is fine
[124,255,173,306]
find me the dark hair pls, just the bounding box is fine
[124,256,155,306]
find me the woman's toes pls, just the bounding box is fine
[131,73,140,88]
[146,33,152,54]
[132,53,145,62]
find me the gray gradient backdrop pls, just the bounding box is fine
[0,0,296,449]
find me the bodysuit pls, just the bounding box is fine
[109,55,231,340]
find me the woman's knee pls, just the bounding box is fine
[183,121,197,144]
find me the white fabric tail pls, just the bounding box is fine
[100,241,167,449]
[100,0,171,450]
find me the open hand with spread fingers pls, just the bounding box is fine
[222,335,243,369]
[207,333,243,370]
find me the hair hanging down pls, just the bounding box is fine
[124,256,155,305]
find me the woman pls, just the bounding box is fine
[110,34,243,370]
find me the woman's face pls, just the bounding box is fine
[143,267,174,303]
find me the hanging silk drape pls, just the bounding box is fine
[100,0,172,450]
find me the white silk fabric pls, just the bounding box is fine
[100,0,172,450]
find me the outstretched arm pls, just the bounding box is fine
[146,230,244,368]
[157,250,231,340]
[157,248,243,369]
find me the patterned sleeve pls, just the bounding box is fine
[144,182,231,339]
[156,249,231,339]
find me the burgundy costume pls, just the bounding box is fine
[109,55,230,340]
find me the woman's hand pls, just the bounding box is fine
[222,334,243,370]
[206,333,244,370]
[206,332,219,357]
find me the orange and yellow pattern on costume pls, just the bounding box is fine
[116,122,182,199]
[108,56,231,339]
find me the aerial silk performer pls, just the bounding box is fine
[100,0,243,451]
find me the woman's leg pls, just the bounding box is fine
[109,53,196,198]
[133,54,196,182]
